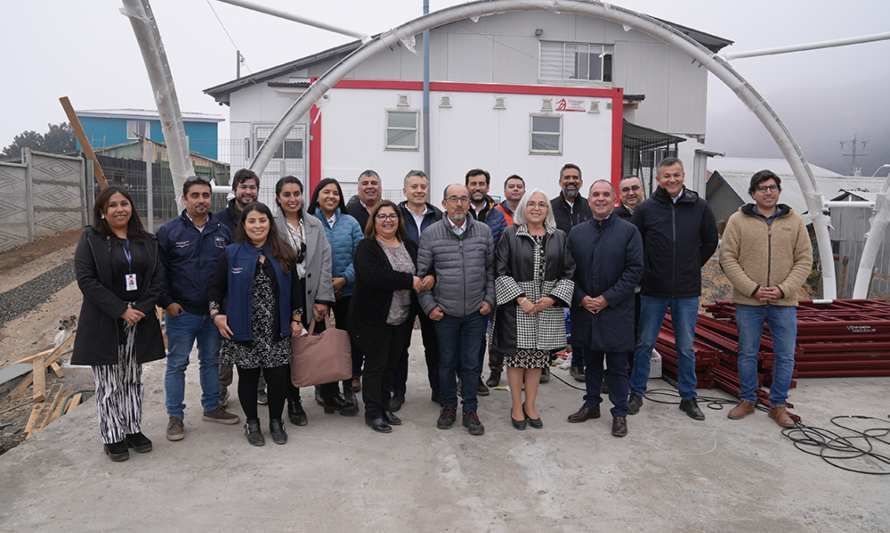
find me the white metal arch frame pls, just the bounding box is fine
[248,0,837,298]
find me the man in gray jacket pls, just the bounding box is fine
[417,183,495,436]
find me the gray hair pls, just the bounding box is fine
[588,179,613,195]
[513,188,556,230]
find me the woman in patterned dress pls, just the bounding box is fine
[208,203,304,446]
[492,189,575,430]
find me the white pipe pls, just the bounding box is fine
[724,31,890,60]
[872,164,890,177]
[121,0,195,211]
[852,184,890,298]
[249,0,836,298]
[215,0,368,41]
[824,201,875,208]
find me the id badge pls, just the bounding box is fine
[125,273,138,291]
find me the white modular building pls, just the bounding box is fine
[204,11,732,203]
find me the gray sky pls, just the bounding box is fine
[2,0,888,174]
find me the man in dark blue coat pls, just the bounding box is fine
[628,157,718,421]
[566,180,643,437]
[157,176,240,442]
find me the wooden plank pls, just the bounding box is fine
[15,348,54,365]
[24,404,42,437]
[32,384,62,434]
[59,96,108,190]
[65,393,83,414]
[31,359,46,402]
[10,372,33,397]
[45,387,70,427]
[49,362,64,378]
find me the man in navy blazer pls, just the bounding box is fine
[566,180,643,437]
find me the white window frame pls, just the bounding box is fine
[126,120,150,140]
[538,40,614,83]
[529,114,563,155]
[384,109,420,151]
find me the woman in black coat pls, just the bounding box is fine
[350,201,425,433]
[72,185,165,462]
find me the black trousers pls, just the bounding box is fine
[359,322,410,419]
[390,310,440,400]
[238,365,288,422]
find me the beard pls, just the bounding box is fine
[563,187,579,200]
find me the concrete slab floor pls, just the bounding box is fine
[1,330,888,532]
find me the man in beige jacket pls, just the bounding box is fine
[719,170,812,428]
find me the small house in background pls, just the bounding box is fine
[94,137,230,182]
[74,108,224,160]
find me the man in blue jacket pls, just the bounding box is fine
[628,157,718,420]
[395,170,443,408]
[158,176,240,442]
[566,180,643,437]
[466,168,506,397]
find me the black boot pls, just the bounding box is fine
[287,399,308,426]
[104,441,130,462]
[269,419,288,445]
[244,419,265,447]
[340,385,359,417]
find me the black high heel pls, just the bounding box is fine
[523,403,543,429]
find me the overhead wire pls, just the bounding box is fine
[206,0,253,74]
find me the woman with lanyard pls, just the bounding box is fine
[72,185,165,462]
[273,175,335,426]
[209,202,304,446]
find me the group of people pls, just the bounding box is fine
[72,157,812,462]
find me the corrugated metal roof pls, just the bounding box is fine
[76,108,225,123]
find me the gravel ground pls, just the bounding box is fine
[0,261,75,328]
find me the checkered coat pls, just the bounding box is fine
[492,225,575,352]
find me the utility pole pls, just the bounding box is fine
[236,50,242,79]
[840,134,869,176]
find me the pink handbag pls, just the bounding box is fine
[290,317,352,387]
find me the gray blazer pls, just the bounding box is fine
[416,217,495,318]
[275,210,335,314]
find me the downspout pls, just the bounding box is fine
[422,0,431,177]
[121,0,195,211]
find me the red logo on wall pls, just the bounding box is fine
[556,98,586,112]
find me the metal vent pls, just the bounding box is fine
[541,98,553,112]
[588,101,600,114]
[439,96,452,108]
[397,94,410,108]
[493,96,506,110]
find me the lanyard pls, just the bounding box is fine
[122,240,133,272]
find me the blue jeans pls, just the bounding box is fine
[435,312,485,413]
[164,311,222,418]
[630,296,700,399]
[581,348,630,417]
[735,304,797,406]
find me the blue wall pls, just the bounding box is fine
[77,116,219,160]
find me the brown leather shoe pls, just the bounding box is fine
[769,405,795,428]
[727,400,755,420]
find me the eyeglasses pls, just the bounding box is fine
[621,185,641,193]
[185,176,211,185]
[756,185,779,193]
[446,196,470,204]
[375,214,399,221]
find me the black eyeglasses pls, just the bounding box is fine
[621,185,641,193]
[185,175,211,185]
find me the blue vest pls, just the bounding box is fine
[224,243,292,342]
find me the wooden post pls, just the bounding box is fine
[59,96,109,191]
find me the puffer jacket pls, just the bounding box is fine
[416,217,495,317]
[313,208,362,298]
[470,196,507,244]
[719,203,812,306]
[631,186,718,298]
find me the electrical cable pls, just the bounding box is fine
[552,372,890,475]
[206,0,253,74]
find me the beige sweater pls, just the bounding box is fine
[719,204,813,306]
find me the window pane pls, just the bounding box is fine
[387,129,416,147]
[539,41,563,79]
[387,111,416,128]
[603,53,613,82]
[589,52,602,81]
[572,50,590,80]
[284,139,303,159]
[257,138,283,159]
[532,116,561,134]
[531,133,560,151]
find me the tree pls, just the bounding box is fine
[1,122,76,160]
